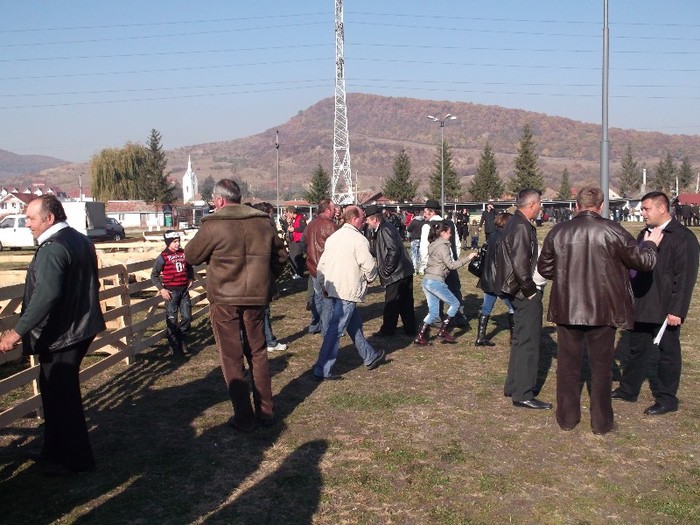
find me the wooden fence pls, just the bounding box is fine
[0,260,208,429]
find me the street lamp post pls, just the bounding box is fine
[275,130,280,225]
[427,114,457,217]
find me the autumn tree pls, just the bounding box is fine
[557,168,572,200]
[469,142,504,201]
[90,143,149,201]
[382,149,419,202]
[650,153,676,194]
[304,164,331,204]
[427,140,461,202]
[617,144,641,198]
[510,124,545,193]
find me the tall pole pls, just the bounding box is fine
[601,0,610,217]
[275,130,280,224]
[427,114,456,217]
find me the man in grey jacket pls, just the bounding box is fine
[365,205,415,337]
[0,195,105,475]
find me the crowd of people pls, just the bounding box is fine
[0,183,697,476]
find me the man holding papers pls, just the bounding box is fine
[612,192,699,416]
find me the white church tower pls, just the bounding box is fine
[182,155,199,204]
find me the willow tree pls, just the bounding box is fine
[90,143,149,201]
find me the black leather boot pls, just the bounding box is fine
[475,313,495,346]
[414,322,432,346]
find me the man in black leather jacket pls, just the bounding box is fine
[494,188,552,410]
[365,205,416,337]
[0,195,105,475]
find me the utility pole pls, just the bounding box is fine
[600,0,610,217]
[332,0,354,204]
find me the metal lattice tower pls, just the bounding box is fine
[332,0,354,204]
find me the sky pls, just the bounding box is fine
[1,1,699,163]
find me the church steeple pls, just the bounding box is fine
[182,155,198,203]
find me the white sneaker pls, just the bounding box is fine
[267,343,288,352]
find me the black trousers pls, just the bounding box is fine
[38,337,95,471]
[288,241,305,277]
[556,325,616,434]
[381,276,416,335]
[504,291,543,402]
[618,322,682,409]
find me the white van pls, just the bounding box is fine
[0,214,36,250]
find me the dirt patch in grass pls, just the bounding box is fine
[0,224,699,524]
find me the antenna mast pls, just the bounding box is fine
[332,0,354,204]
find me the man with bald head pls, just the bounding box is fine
[312,206,386,380]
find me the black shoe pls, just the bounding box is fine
[371,330,393,338]
[513,398,552,410]
[227,417,255,432]
[366,350,386,370]
[312,373,343,382]
[593,423,618,435]
[257,416,275,427]
[643,402,677,416]
[611,389,637,402]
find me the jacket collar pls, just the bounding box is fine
[201,204,269,222]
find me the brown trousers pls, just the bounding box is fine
[209,304,273,428]
[556,325,616,434]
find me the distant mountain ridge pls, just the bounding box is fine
[20,94,700,198]
[0,149,69,179]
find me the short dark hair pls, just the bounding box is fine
[36,195,67,223]
[494,212,512,228]
[317,199,333,215]
[213,179,241,204]
[516,188,541,208]
[641,191,670,212]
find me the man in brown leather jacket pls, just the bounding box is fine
[304,199,338,335]
[185,179,287,432]
[538,186,662,435]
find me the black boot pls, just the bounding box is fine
[438,317,457,344]
[475,314,495,347]
[508,313,515,344]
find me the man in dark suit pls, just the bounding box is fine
[613,191,699,415]
[0,195,105,475]
[365,205,416,337]
[479,201,496,242]
[495,188,552,410]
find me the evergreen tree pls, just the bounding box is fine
[382,149,418,202]
[90,143,149,201]
[557,168,572,200]
[617,144,641,198]
[510,124,545,193]
[200,175,216,202]
[427,140,461,202]
[304,164,332,204]
[678,156,694,192]
[650,153,676,194]
[143,129,175,203]
[469,142,504,201]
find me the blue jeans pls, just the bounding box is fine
[480,293,514,316]
[410,239,421,271]
[422,278,460,324]
[313,298,380,378]
[165,288,191,349]
[263,305,277,347]
[308,275,331,335]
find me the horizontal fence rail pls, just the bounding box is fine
[0,260,208,429]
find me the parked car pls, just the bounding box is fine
[0,214,36,250]
[105,217,125,241]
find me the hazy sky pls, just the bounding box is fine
[2,1,699,162]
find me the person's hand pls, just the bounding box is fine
[667,314,682,327]
[644,228,664,246]
[160,289,172,301]
[0,329,20,353]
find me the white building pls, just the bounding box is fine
[182,155,199,204]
